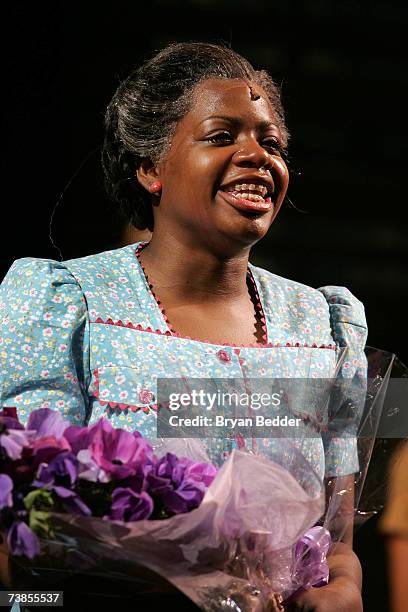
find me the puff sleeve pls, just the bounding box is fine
[0,258,91,425]
[317,286,368,477]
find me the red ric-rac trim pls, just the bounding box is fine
[135,241,177,334]
[93,369,158,413]
[129,242,336,350]
[246,264,268,344]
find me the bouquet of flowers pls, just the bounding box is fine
[0,346,402,611]
[0,406,328,610]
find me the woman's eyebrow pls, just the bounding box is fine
[200,115,279,130]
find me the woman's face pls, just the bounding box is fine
[150,78,289,252]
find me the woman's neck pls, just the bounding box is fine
[137,234,251,304]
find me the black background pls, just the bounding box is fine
[3,2,407,609]
[4,1,407,363]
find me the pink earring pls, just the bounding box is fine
[149,181,162,195]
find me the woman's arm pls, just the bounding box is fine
[386,536,408,612]
[380,442,408,612]
[287,475,362,611]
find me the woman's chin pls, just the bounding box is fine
[213,216,272,250]
[214,192,275,244]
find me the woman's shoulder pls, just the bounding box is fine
[63,242,140,277]
[0,256,88,325]
[1,243,140,292]
[250,262,366,318]
[249,262,323,301]
[249,263,367,348]
[1,256,84,303]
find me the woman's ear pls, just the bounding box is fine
[136,159,160,192]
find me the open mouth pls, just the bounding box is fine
[218,182,274,214]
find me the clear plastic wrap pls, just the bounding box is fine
[2,346,406,611]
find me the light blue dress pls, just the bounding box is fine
[0,241,367,487]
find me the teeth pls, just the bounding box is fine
[227,183,268,197]
[233,192,269,203]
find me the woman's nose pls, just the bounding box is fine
[232,139,273,170]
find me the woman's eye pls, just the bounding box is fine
[206,132,233,144]
[262,139,284,155]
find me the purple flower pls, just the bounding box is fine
[0,426,32,460]
[78,419,154,481]
[161,478,206,514]
[75,449,110,483]
[64,424,95,454]
[32,452,90,516]
[6,521,40,559]
[27,408,70,439]
[26,435,72,469]
[0,408,35,459]
[146,453,206,515]
[122,460,156,493]
[51,486,91,516]
[183,461,218,487]
[0,474,13,508]
[148,453,185,493]
[34,452,78,489]
[109,488,154,522]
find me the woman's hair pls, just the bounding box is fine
[102,42,289,231]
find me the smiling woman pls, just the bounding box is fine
[0,42,366,610]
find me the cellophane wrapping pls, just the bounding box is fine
[5,346,405,611]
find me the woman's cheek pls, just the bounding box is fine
[273,158,289,203]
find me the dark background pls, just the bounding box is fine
[4,1,407,363]
[2,2,407,609]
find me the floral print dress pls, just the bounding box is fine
[0,241,368,493]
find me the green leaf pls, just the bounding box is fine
[28,510,55,539]
[23,488,55,512]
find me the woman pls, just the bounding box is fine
[0,42,366,610]
[380,441,408,611]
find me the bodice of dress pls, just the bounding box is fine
[0,242,368,488]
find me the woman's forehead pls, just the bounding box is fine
[188,78,277,125]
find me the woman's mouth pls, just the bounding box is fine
[217,183,274,214]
